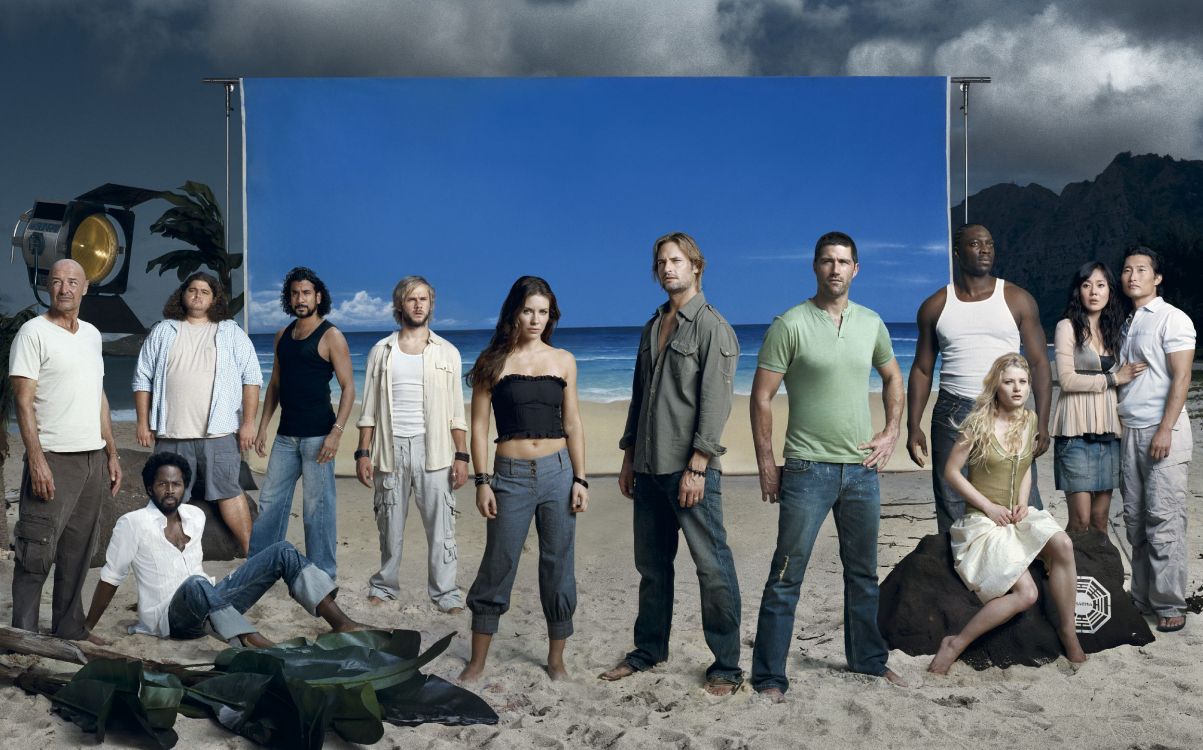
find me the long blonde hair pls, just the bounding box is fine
[958,353,1034,466]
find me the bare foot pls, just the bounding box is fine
[239,632,275,649]
[927,635,961,675]
[547,661,570,681]
[757,687,786,703]
[367,595,386,605]
[459,662,485,684]
[598,662,637,681]
[81,631,110,647]
[331,620,373,633]
[882,668,908,687]
[442,606,464,615]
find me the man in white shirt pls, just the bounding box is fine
[84,452,366,647]
[355,276,469,612]
[1117,247,1196,634]
[133,271,262,554]
[9,259,121,643]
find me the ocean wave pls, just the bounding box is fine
[112,409,137,423]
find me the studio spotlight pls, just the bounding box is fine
[11,184,160,333]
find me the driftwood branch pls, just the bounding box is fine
[0,626,210,684]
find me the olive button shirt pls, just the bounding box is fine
[619,292,739,474]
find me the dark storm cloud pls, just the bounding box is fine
[5,0,1203,195]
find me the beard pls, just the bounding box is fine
[293,305,316,318]
[401,310,429,328]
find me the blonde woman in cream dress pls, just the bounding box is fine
[929,353,1088,674]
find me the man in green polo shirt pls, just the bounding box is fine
[749,231,906,699]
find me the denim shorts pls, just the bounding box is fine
[1054,435,1120,492]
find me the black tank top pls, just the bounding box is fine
[277,319,336,437]
[491,374,567,443]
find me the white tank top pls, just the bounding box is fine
[935,278,1021,399]
[389,350,426,437]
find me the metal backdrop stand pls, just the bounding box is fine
[951,77,991,226]
[202,77,247,330]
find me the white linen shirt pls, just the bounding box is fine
[1117,296,1196,429]
[357,330,468,473]
[99,502,212,637]
[132,319,263,436]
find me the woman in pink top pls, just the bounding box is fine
[1051,262,1145,533]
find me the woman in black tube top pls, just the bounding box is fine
[459,276,588,683]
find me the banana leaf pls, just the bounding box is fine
[48,658,183,749]
[24,629,496,748]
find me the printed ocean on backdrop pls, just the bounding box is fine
[100,322,932,420]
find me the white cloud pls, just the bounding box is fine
[248,289,289,331]
[846,38,926,75]
[327,290,394,329]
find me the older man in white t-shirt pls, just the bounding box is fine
[1117,247,1196,634]
[8,259,121,643]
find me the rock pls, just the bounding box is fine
[88,447,258,568]
[879,531,1152,670]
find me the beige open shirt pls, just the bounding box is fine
[357,331,468,473]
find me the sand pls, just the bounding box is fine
[2,404,1202,749]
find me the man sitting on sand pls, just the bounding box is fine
[83,452,367,648]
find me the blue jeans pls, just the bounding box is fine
[931,389,1042,533]
[751,460,887,692]
[168,541,336,641]
[249,434,338,579]
[625,470,742,682]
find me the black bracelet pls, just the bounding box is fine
[686,466,706,478]
[454,451,470,463]
[573,476,589,489]
[474,473,492,487]
[354,449,370,460]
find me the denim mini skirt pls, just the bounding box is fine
[1053,435,1120,492]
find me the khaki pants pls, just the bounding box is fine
[11,450,107,639]
[368,435,462,609]
[1121,411,1193,617]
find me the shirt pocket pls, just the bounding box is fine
[668,338,700,382]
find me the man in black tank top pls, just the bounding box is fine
[249,268,356,579]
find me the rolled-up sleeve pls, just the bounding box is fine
[1163,309,1196,354]
[233,327,263,386]
[131,325,161,392]
[358,344,384,428]
[98,515,136,587]
[619,335,648,451]
[449,346,468,432]
[692,315,738,458]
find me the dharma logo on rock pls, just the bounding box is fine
[1074,576,1111,633]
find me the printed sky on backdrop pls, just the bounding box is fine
[243,77,948,332]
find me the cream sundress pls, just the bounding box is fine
[949,412,1064,602]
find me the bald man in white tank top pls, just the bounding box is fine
[906,225,1052,533]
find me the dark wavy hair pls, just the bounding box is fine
[1063,261,1125,355]
[466,276,561,389]
[142,452,193,493]
[280,266,332,317]
[162,271,231,322]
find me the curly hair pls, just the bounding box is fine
[466,276,561,389]
[1063,261,1125,356]
[141,452,193,493]
[162,272,231,322]
[957,353,1034,468]
[280,266,332,317]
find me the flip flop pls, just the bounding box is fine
[1156,616,1186,633]
[703,674,744,696]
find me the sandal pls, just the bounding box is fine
[703,674,744,696]
[1156,615,1186,633]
